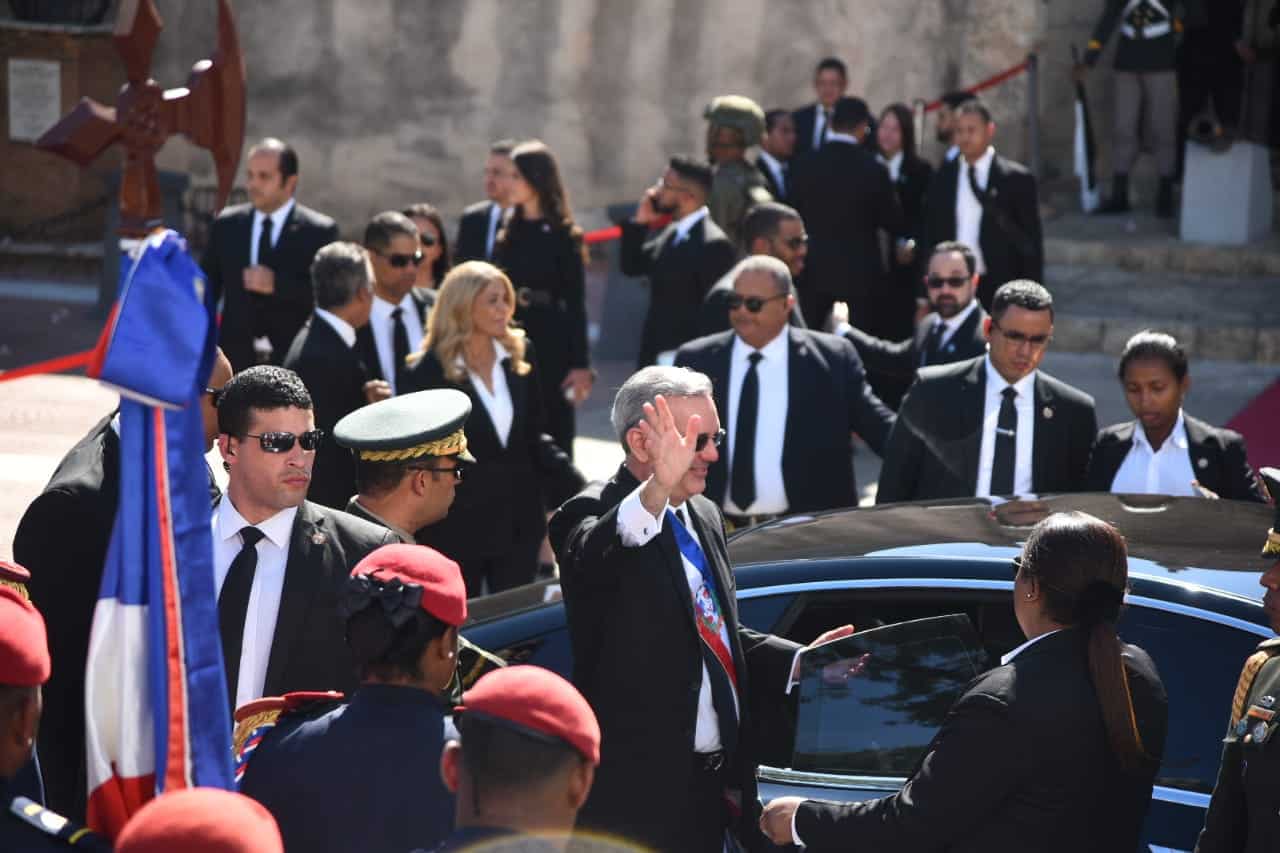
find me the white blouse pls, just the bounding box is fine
[463,339,514,447]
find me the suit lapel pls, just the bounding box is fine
[503,359,525,445]
[959,358,986,490]
[353,325,382,381]
[1181,415,1218,490]
[263,503,326,695]
[1031,373,1059,492]
[781,328,818,487]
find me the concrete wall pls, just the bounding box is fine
[148,0,1062,232]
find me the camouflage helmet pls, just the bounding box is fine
[1260,467,1279,559]
[704,95,766,144]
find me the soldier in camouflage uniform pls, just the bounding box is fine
[1196,466,1280,852]
[705,95,774,251]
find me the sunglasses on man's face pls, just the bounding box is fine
[727,293,787,313]
[991,320,1051,348]
[779,234,809,250]
[240,430,324,453]
[409,464,465,482]
[378,250,425,269]
[694,428,726,453]
[926,275,969,290]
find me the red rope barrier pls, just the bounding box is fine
[922,58,1032,113]
[0,348,95,383]
[584,225,622,244]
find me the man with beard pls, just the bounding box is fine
[831,241,989,409]
[933,91,976,167]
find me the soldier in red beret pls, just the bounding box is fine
[237,543,467,853]
[428,665,605,852]
[115,788,282,852]
[0,586,108,851]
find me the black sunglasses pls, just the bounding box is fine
[419,233,437,248]
[727,293,787,313]
[203,386,224,406]
[694,428,726,452]
[991,320,1051,348]
[240,430,324,453]
[780,234,809,249]
[377,249,425,268]
[926,275,969,289]
[410,464,465,482]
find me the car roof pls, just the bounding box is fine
[728,494,1273,603]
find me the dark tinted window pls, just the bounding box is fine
[792,614,986,776]
[491,628,574,679]
[738,593,795,633]
[1117,606,1262,793]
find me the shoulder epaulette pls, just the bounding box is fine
[232,691,345,785]
[9,796,106,848]
[1231,643,1280,724]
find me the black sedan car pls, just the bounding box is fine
[461,493,1275,852]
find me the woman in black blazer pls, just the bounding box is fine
[761,511,1169,853]
[402,261,584,597]
[1087,331,1266,501]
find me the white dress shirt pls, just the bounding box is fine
[825,131,859,146]
[1109,410,1198,497]
[212,499,298,709]
[313,308,357,348]
[955,146,995,276]
[975,355,1035,498]
[250,198,295,266]
[670,206,709,245]
[1000,628,1065,665]
[484,204,506,259]
[725,329,790,515]
[934,299,980,351]
[758,150,787,197]
[945,144,961,163]
[368,292,424,394]
[877,150,904,183]
[463,339,514,447]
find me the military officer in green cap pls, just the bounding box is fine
[1197,466,1280,852]
[333,389,503,703]
[705,94,774,250]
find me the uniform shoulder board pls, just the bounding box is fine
[9,797,108,849]
[232,691,345,784]
[1231,644,1280,725]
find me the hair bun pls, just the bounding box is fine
[1074,580,1124,626]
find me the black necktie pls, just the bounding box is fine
[731,352,762,511]
[218,526,264,704]
[390,306,410,392]
[921,322,945,367]
[990,387,1018,496]
[819,109,831,149]
[256,216,273,267]
[779,162,789,197]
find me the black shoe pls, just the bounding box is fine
[1097,174,1130,214]
[1156,177,1176,218]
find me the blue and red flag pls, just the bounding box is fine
[82,230,233,838]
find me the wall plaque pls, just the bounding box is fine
[8,58,61,143]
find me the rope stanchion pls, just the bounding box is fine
[922,58,1033,113]
[0,349,95,383]
[584,225,622,245]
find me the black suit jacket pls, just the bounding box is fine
[791,103,824,156]
[352,291,432,385]
[619,215,737,367]
[202,202,340,372]
[794,628,1167,853]
[697,269,807,338]
[790,141,904,304]
[876,355,1097,503]
[845,304,989,381]
[1085,414,1266,502]
[923,154,1044,297]
[548,465,799,852]
[282,314,372,510]
[754,155,788,202]
[454,200,498,263]
[675,328,895,514]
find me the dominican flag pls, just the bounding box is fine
[1072,45,1101,213]
[83,230,234,838]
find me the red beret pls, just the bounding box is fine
[350,544,467,626]
[115,788,283,853]
[0,585,50,687]
[457,665,600,765]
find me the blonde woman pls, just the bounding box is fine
[402,261,583,596]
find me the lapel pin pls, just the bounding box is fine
[1197,457,1209,469]
[1263,695,1276,709]
[1042,407,1054,419]
[311,531,327,545]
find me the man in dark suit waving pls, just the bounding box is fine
[213,366,396,713]
[550,367,852,852]
[203,138,340,371]
[922,100,1043,309]
[678,256,894,526]
[877,280,1096,503]
[620,156,737,368]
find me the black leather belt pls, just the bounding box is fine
[723,512,779,532]
[694,750,725,772]
[516,287,559,309]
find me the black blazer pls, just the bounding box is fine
[619,216,737,368]
[675,327,895,514]
[845,304,989,381]
[548,465,799,852]
[794,628,1167,853]
[282,314,372,510]
[697,269,807,338]
[202,202,340,372]
[454,200,498,263]
[923,154,1043,299]
[893,155,934,247]
[877,355,1097,503]
[352,290,432,385]
[249,500,397,699]
[400,344,583,562]
[754,155,788,202]
[791,103,824,156]
[790,141,904,302]
[1086,415,1266,502]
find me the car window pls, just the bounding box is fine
[738,593,796,633]
[491,628,574,679]
[1117,605,1263,794]
[792,614,987,776]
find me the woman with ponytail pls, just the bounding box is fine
[761,511,1169,853]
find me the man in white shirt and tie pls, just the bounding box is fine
[212,366,396,713]
[791,57,849,156]
[755,109,796,202]
[877,280,1097,503]
[454,139,515,263]
[355,211,432,395]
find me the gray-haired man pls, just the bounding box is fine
[548,366,851,853]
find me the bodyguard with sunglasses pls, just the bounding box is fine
[213,366,396,713]
[877,280,1097,503]
[355,211,434,396]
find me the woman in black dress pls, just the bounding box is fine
[401,261,584,596]
[492,140,593,457]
